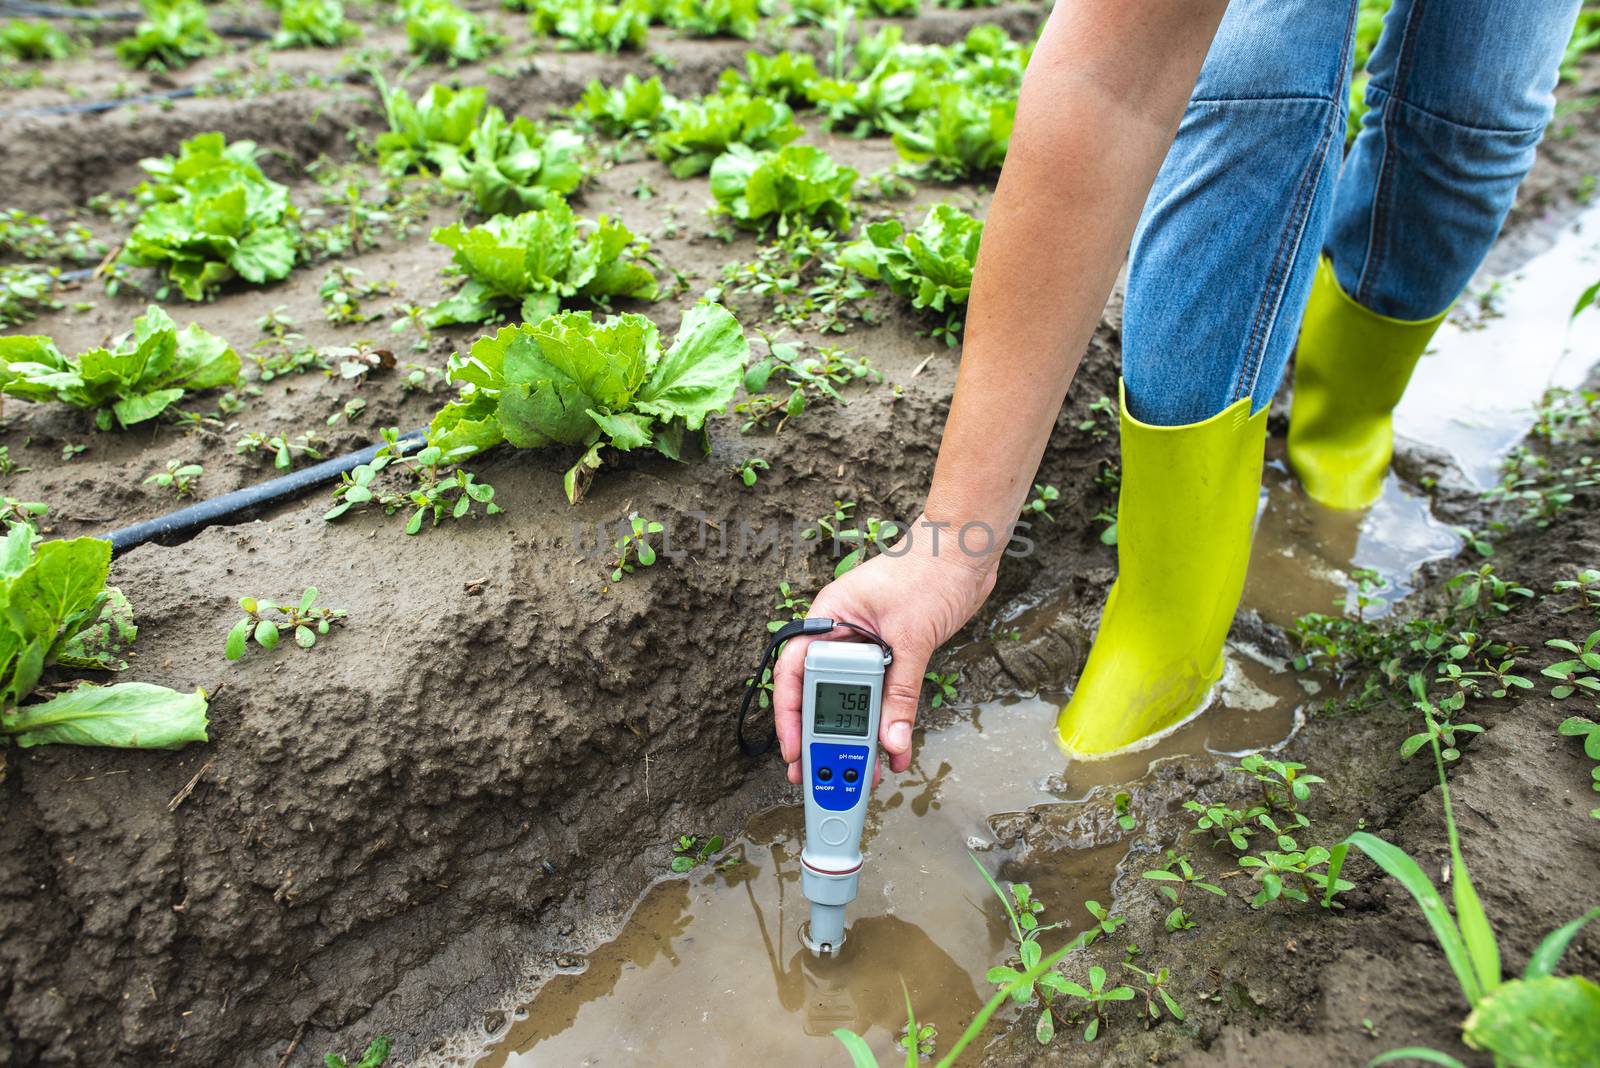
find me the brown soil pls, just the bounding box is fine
[0,3,1596,1067]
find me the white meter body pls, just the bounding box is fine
[799,639,887,955]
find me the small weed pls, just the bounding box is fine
[1553,568,1600,614]
[670,833,738,872]
[1230,754,1324,812]
[320,265,396,325]
[612,513,664,581]
[1141,851,1225,931]
[801,500,900,576]
[768,581,811,632]
[323,1035,390,1068]
[1113,790,1135,832]
[1076,395,1116,441]
[226,588,347,660]
[143,460,203,498]
[897,1018,937,1060]
[236,431,325,470]
[1053,965,1136,1042]
[1543,630,1600,699]
[717,227,874,336]
[61,442,86,461]
[1185,799,1265,851]
[733,456,769,486]
[1556,716,1600,818]
[737,337,882,431]
[1021,483,1059,523]
[925,671,958,709]
[0,447,24,477]
[1121,962,1185,1026]
[325,431,501,535]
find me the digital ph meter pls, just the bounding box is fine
[737,618,893,957]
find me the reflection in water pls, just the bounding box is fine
[1396,204,1600,487]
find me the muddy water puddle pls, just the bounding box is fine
[467,203,1600,1068]
[476,656,1303,1067]
[1247,203,1600,629]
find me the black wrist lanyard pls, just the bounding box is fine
[736,617,894,757]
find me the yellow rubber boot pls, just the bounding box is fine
[1056,381,1268,757]
[1287,258,1446,509]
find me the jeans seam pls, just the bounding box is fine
[1358,0,1428,305]
[1361,82,1549,137]
[1188,93,1346,106]
[1230,1,1356,406]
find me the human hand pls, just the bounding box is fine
[772,520,997,785]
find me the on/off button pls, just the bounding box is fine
[820,817,850,846]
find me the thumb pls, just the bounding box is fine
[879,642,929,774]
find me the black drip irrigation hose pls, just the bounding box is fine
[8,86,200,118]
[104,427,427,558]
[0,2,140,19]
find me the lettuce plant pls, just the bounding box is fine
[808,62,937,137]
[274,0,360,48]
[892,83,1015,179]
[375,81,488,176]
[862,0,919,14]
[116,0,220,70]
[0,19,73,60]
[0,528,208,752]
[403,0,502,64]
[653,91,802,178]
[529,0,651,52]
[574,74,674,137]
[375,83,585,212]
[717,50,821,105]
[425,199,658,326]
[839,203,982,345]
[710,144,858,235]
[658,0,766,39]
[0,306,240,430]
[446,109,586,214]
[119,132,298,299]
[428,303,749,502]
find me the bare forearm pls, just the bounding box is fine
[923,0,1226,568]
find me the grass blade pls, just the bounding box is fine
[1344,831,1481,1005]
[1524,906,1600,979]
[1423,704,1501,999]
[968,851,1022,944]
[1368,1047,1468,1067]
[831,1028,880,1068]
[901,980,918,1068]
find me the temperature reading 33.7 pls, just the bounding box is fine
[813,682,872,737]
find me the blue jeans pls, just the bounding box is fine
[1122,0,1581,426]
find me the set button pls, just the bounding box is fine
[842,767,859,783]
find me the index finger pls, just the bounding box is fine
[771,631,814,779]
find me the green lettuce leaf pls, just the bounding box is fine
[575,74,674,137]
[530,0,651,52]
[425,203,657,326]
[5,682,208,749]
[119,133,298,299]
[710,143,857,234]
[0,306,239,428]
[424,304,749,500]
[634,302,749,431]
[1464,976,1600,1067]
[653,91,802,178]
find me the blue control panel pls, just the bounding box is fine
[809,741,870,812]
